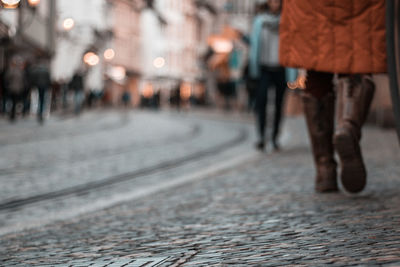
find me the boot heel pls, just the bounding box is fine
[334,130,355,159]
[334,129,366,193]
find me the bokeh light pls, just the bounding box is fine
[1,0,20,9]
[83,52,99,66]
[180,82,191,100]
[153,57,165,69]
[211,39,233,54]
[142,83,154,98]
[27,0,40,7]
[109,66,126,81]
[63,18,75,31]
[104,49,115,61]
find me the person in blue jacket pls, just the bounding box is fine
[250,0,286,151]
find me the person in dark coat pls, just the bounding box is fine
[4,56,25,122]
[31,58,51,123]
[69,71,85,114]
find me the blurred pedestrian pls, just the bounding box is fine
[69,71,85,115]
[51,80,61,111]
[250,0,286,151]
[209,47,235,110]
[22,60,33,117]
[242,62,258,112]
[121,89,131,108]
[207,26,243,111]
[31,57,51,124]
[279,0,386,193]
[0,65,7,115]
[4,56,25,122]
[170,81,181,111]
[60,80,69,110]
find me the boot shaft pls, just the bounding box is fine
[302,92,338,192]
[334,75,375,193]
[336,75,375,139]
[302,92,336,164]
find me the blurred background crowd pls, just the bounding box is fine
[0,0,395,127]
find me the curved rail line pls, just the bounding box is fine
[0,124,202,175]
[0,113,128,146]
[0,127,248,211]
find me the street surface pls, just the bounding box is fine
[0,109,399,266]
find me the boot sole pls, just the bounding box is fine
[316,184,339,193]
[334,131,366,193]
[316,179,338,193]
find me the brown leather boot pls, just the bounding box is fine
[334,75,375,193]
[302,92,338,192]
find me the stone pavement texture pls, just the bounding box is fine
[0,110,399,266]
[0,110,252,234]
[0,111,199,202]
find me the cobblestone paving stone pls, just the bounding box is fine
[0,111,399,266]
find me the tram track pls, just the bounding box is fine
[0,127,248,211]
[0,124,201,175]
[0,112,128,146]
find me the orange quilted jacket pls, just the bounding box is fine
[279,0,387,74]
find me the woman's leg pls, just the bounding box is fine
[305,71,334,99]
[255,66,271,150]
[334,74,375,193]
[271,68,287,149]
[37,87,45,122]
[303,71,338,192]
[9,93,17,121]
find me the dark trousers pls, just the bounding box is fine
[37,87,47,119]
[22,89,31,116]
[1,91,7,114]
[305,71,369,99]
[9,92,22,121]
[255,66,287,142]
[304,71,334,98]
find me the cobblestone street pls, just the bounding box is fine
[0,110,399,266]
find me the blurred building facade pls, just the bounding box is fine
[51,0,112,95]
[0,0,56,117]
[102,0,214,107]
[104,0,143,106]
[146,0,202,105]
[0,0,56,69]
[107,0,217,107]
[215,0,254,32]
[46,0,253,108]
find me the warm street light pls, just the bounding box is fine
[180,82,191,100]
[142,83,154,98]
[1,0,20,9]
[109,66,126,81]
[104,48,115,61]
[153,57,165,69]
[1,0,40,8]
[63,18,75,31]
[83,52,99,66]
[212,38,233,54]
[27,0,39,7]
